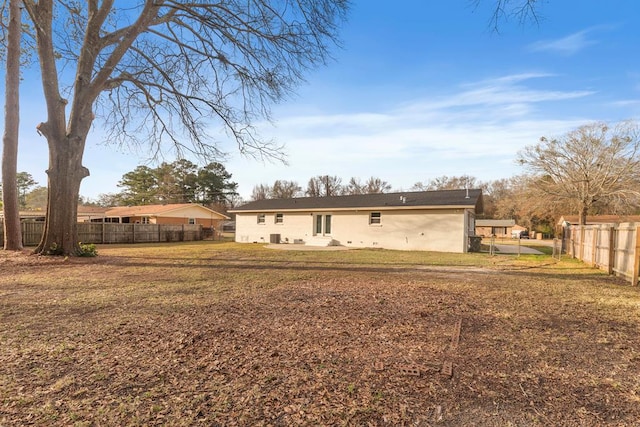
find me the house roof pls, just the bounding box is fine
[78,206,110,216]
[0,204,229,220]
[476,219,516,227]
[558,215,640,226]
[230,189,483,214]
[105,203,229,219]
[0,210,46,219]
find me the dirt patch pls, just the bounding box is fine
[1,245,639,426]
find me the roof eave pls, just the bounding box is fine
[229,204,479,214]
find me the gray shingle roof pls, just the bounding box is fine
[230,189,483,213]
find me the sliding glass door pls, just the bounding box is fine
[314,214,332,236]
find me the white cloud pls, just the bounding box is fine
[226,73,595,198]
[395,73,594,116]
[528,29,597,55]
[610,100,640,107]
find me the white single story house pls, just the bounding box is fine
[229,189,483,253]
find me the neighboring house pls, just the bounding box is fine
[475,219,516,237]
[510,225,529,238]
[0,207,107,222]
[222,221,236,232]
[557,215,640,237]
[98,203,229,229]
[78,206,110,222]
[1,204,229,231]
[0,210,46,222]
[229,189,483,253]
[557,215,640,227]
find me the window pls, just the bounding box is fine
[257,213,266,224]
[370,212,381,225]
[188,218,196,225]
[141,216,150,224]
[275,213,284,224]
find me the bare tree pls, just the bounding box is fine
[306,177,322,197]
[412,175,479,191]
[21,0,347,255]
[306,175,342,197]
[343,177,364,195]
[518,121,640,225]
[251,184,271,201]
[481,177,513,218]
[271,180,302,199]
[2,0,22,251]
[344,176,391,195]
[363,176,391,194]
[472,0,542,31]
[94,192,122,207]
[227,193,245,209]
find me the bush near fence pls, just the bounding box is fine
[563,222,640,286]
[0,222,203,246]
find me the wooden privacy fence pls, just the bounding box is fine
[0,222,203,246]
[563,223,640,286]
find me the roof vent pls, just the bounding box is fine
[465,188,470,199]
[400,196,406,204]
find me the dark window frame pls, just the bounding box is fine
[370,212,381,225]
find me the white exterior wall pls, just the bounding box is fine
[160,206,226,220]
[333,209,468,252]
[235,208,473,253]
[235,212,314,244]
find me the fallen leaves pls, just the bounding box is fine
[0,243,638,425]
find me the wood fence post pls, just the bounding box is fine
[608,226,615,275]
[591,227,598,267]
[632,225,640,286]
[579,226,585,262]
[132,223,136,244]
[568,227,573,257]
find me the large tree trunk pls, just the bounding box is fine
[2,0,23,251]
[578,205,588,226]
[34,136,89,256]
[26,0,93,256]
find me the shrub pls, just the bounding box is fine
[46,242,63,256]
[79,243,98,257]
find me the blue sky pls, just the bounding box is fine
[8,1,640,201]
